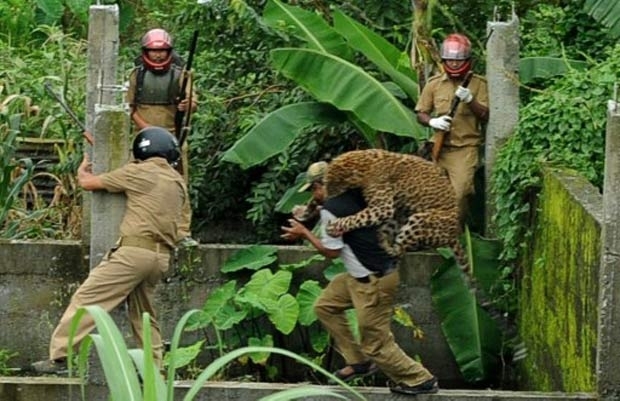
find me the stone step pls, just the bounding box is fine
[0,377,598,401]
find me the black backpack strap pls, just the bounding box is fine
[134,66,146,105]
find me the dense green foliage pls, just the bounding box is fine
[0,0,615,245]
[492,43,617,266]
[1,0,619,389]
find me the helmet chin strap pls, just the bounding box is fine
[443,59,472,79]
[142,52,173,72]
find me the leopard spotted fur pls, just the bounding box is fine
[324,149,467,270]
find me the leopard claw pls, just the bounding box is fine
[326,221,343,237]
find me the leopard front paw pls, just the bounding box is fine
[326,220,344,237]
[387,244,405,257]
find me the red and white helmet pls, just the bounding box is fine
[141,29,173,71]
[440,33,472,78]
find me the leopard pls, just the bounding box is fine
[323,148,468,271]
[319,149,515,333]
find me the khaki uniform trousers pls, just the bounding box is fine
[314,271,434,386]
[438,145,479,220]
[49,245,170,366]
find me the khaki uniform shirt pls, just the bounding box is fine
[99,157,187,249]
[126,68,197,134]
[415,73,488,147]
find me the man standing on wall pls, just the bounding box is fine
[32,127,187,373]
[281,162,439,396]
[126,28,198,247]
[415,33,489,223]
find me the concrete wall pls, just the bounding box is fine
[0,241,464,387]
[519,168,602,392]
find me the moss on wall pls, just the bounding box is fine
[519,168,601,392]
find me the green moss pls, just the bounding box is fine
[519,168,600,392]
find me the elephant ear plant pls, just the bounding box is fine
[180,245,426,383]
[66,305,366,401]
[182,245,331,379]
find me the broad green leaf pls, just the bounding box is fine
[221,245,278,273]
[247,335,274,365]
[222,102,345,169]
[323,258,346,281]
[185,281,241,330]
[213,303,248,330]
[585,0,620,38]
[296,280,323,326]
[280,254,326,273]
[163,340,205,370]
[430,258,502,382]
[70,306,142,401]
[138,312,161,401]
[267,293,299,334]
[263,0,352,59]
[275,172,312,213]
[465,230,504,295]
[201,280,238,320]
[167,309,202,400]
[345,111,380,146]
[332,9,419,100]
[242,269,293,304]
[35,0,63,24]
[519,57,587,84]
[129,348,167,401]
[271,48,421,138]
[310,327,330,353]
[345,309,360,341]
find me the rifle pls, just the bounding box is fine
[175,30,199,148]
[44,82,94,145]
[431,70,474,162]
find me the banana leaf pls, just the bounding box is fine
[430,232,504,383]
[332,9,419,100]
[263,0,352,59]
[221,102,345,169]
[271,48,421,138]
[584,0,620,38]
[220,244,278,273]
[275,173,312,213]
[519,57,588,84]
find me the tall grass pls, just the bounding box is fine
[68,305,366,401]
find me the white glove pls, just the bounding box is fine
[608,99,618,113]
[428,115,452,131]
[455,85,473,103]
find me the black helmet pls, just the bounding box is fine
[133,126,180,165]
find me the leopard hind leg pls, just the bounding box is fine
[377,218,402,256]
[391,211,459,255]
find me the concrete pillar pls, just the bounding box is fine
[83,5,121,254]
[597,104,620,399]
[85,6,130,268]
[484,11,519,236]
[89,107,130,268]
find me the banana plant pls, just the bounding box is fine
[222,0,424,169]
[430,228,505,383]
[585,0,620,37]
